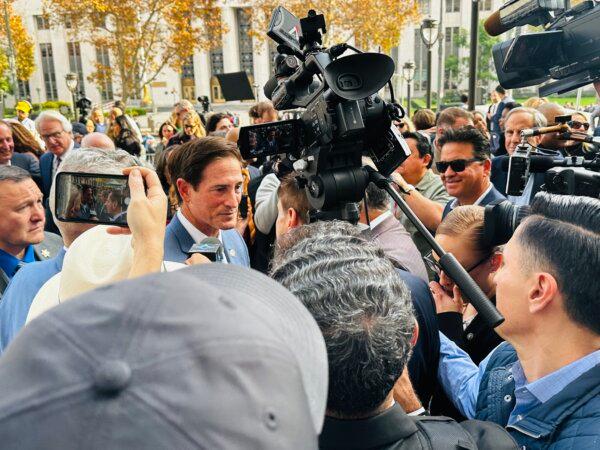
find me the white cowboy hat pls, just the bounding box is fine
[27,226,184,323]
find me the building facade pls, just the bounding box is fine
[12,0,504,109]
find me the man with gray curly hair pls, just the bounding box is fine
[0,147,142,351]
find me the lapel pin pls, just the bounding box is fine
[229,249,236,258]
[41,249,50,259]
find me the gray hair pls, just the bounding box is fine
[505,107,547,128]
[364,182,390,211]
[270,221,415,417]
[0,166,31,183]
[49,147,142,224]
[35,110,72,134]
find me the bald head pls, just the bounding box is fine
[81,132,116,151]
[536,103,568,150]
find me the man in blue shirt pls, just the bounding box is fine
[435,193,600,449]
[0,166,62,295]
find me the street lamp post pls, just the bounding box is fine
[65,73,78,121]
[420,18,439,110]
[402,62,416,117]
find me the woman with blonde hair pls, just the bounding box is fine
[167,110,206,147]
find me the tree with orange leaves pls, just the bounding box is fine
[248,0,421,53]
[43,0,224,102]
[0,1,35,94]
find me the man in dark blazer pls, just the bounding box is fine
[438,127,505,219]
[491,107,560,205]
[0,121,40,179]
[164,136,250,267]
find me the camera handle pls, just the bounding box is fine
[367,167,505,329]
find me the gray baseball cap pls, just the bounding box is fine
[0,264,328,449]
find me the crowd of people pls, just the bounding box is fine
[0,84,598,449]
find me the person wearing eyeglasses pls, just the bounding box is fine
[166,111,206,148]
[439,127,505,220]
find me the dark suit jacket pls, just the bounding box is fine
[442,185,505,218]
[398,269,440,408]
[11,153,40,178]
[39,152,54,201]
[491,155,546,201]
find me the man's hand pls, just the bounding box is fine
[430,281,465,314]
[185,253,212,266]
[107,167,167,278]
[390,171,410,192]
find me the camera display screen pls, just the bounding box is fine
[238,119,303,160]
[55,172,131,226]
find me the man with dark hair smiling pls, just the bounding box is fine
[437,127,505,218]
[165,136,249,266]
[436,193,600,449]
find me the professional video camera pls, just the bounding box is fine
[503,118,600,198]
[238,7,410,222]
[487,0,600,96]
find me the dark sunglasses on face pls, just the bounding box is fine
[435,158,482,173]
[184,124,194,129]
[567,120,590,130]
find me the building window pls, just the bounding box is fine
[17,79,30,100]
[413,29,427,92]
[35,15,50,30]
[237,8,254,77]
[95,46,114,101]
[419,0,431,15]
[210,48,224,75]
[39,43,58,101]
[181,56,196,101]
[67,42,86,96]
[445,0,460,13]
[478,0,492,11]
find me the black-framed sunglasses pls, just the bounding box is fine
[567,120,590,130]
[435,158,482,173]
[184,124,194,129]
[424,251,492,276]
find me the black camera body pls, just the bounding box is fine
[238,7,410,221]
[491,0,600,96]
[75,97,93,123]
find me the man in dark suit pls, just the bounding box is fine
[0,166,62,299]
[274,175,442,407]
[437,127,505,219]
[270,223,493,449]
[36,111,78,234]
[0,121,40,179]
[164,137,250,266]
[490,107,557,205]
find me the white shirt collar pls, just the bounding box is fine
[369,210,392,230]
[449,182,493,210]
[177,210,222,245]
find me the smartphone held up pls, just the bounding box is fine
[55,172,131,226]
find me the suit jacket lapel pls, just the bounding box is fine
[171,214,195,255]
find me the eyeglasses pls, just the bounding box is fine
[567,120,590,130]
[435,158,482,173]
[40,130,64,141]
[183,124,194,129]
[424,251,491,276]
[397,122,406,129]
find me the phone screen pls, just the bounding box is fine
[55,172,130,226]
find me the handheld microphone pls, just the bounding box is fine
[520,123,569,137]
[501,154,560,173]
[188,237,224,262]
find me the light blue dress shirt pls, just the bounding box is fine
[438,332,600,424]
